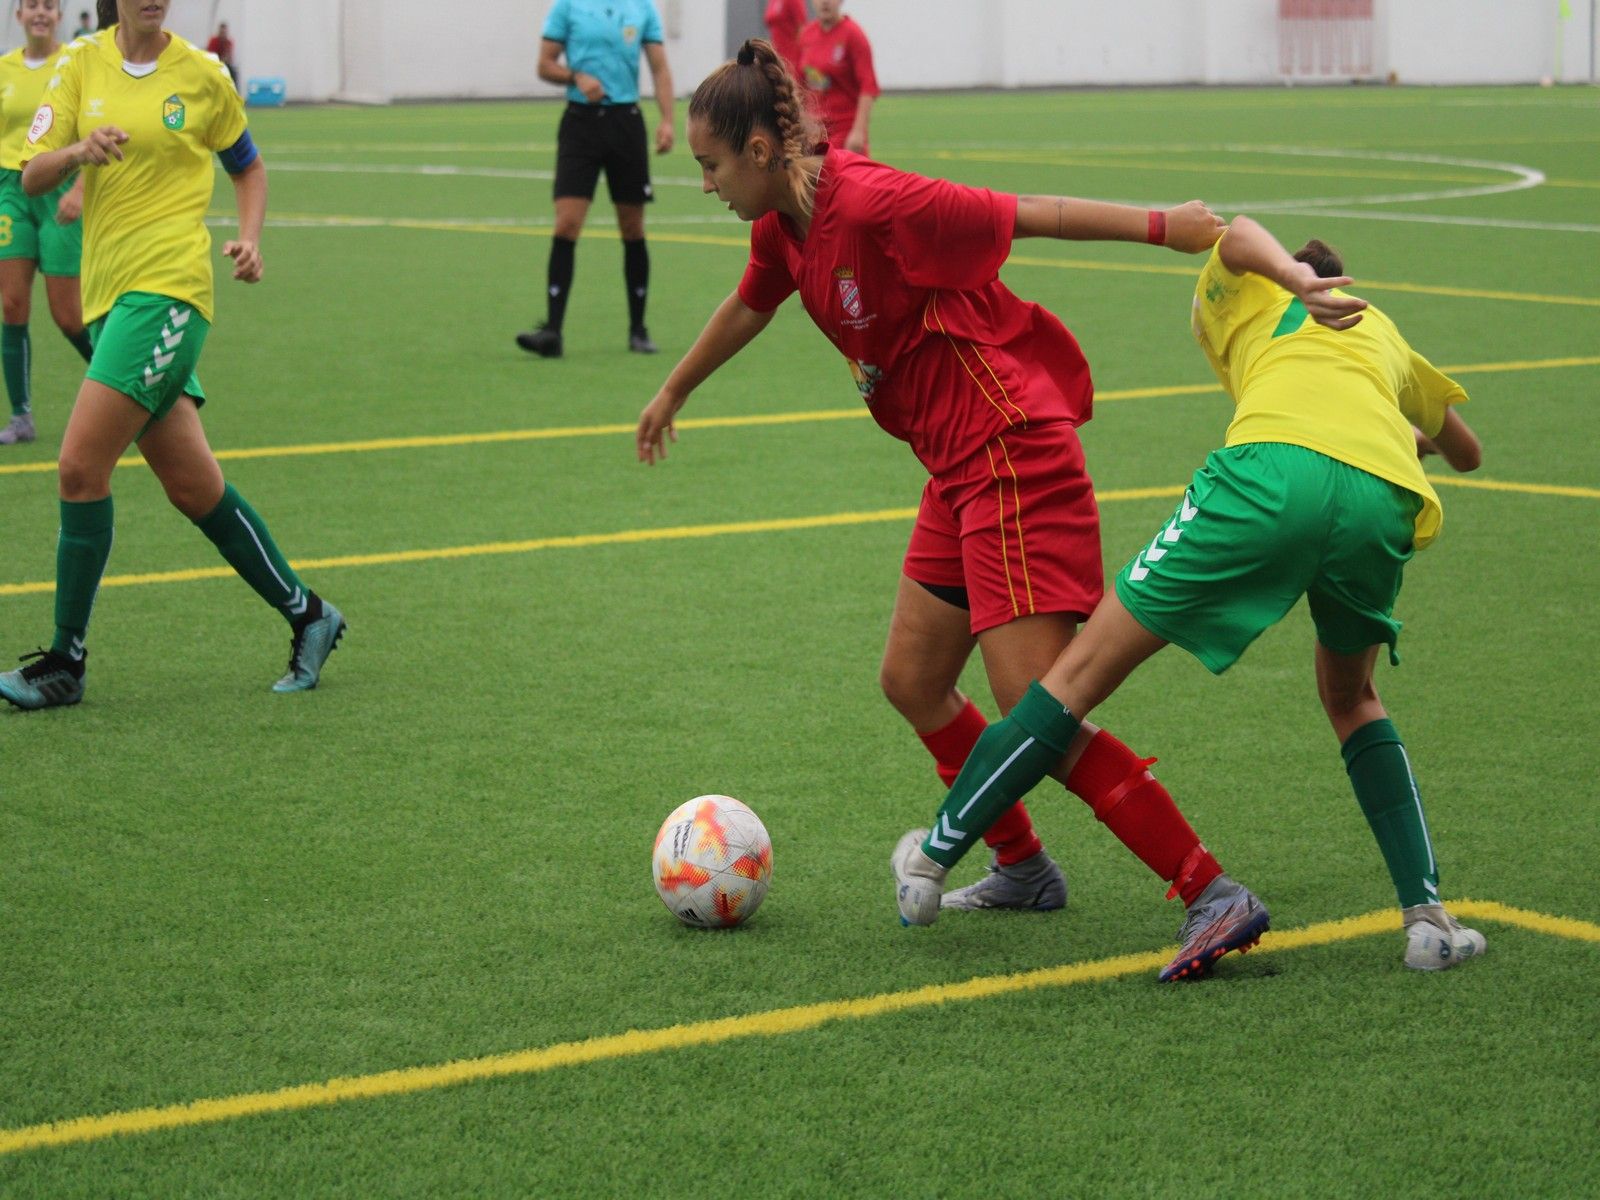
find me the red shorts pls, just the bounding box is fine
[902,422,1103,635]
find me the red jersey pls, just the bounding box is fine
[737,149,1093,477]
[796,17,880,146]
[764,0,809,76]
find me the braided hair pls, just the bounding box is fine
[95,0,116,31]
[689,39,824,213]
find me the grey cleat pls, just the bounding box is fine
[1158,873,1271,982]
[273,601,347,693]
[1403,904,1486,971]
[0,648,85,710]
[892,829,947,927]
[941,850,1068,912]
[0,412,36,444]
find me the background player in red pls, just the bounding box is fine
[797,0,878,154]
[763,0,809,78]
[636,40,1261,961]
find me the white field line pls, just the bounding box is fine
[258,145,1582,234]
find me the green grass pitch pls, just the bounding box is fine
[1,85,1597,1195]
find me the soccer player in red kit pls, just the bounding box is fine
[637,40,1268,972]
[796,0,878,154]
[764,0,809,77]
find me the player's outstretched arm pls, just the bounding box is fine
[637,292,776,464]
[1219,214,1368,330]
[1014,196,1224,253]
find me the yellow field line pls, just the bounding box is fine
[0,899,1590,1157]
[6,468,1594,598]
[2,354,1596,480]
[248,213,1600,310]
[1427,475,1600,499]
[1004,253,1600,308]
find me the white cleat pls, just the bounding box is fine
[1403,904,1487,971]
[891,829,947,927]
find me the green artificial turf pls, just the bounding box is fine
[1,85,1596,1196]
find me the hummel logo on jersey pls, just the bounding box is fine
[87,97,104,118]
[1128,490,1200,582]
[162,94,186,131]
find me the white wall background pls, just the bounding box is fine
[3,0,1594,101]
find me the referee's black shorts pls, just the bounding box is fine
[553,101,655,204]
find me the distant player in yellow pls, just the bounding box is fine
[894,215,1490,979]
[0,0,95,445]
[0,0,346,711]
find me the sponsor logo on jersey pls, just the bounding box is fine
[162,94,185,131]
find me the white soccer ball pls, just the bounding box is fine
[652,794,772,928]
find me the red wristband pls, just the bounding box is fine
[1147,210,1167,246]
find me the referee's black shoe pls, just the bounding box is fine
[515,324,563,358]
[628,327,659,354]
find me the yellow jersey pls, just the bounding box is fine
[0,45,67,171]
[1190,238,1467,549]
[23,29,247,324]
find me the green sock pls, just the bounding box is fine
[194,483,311,624]
[922,681,1081,868]
[3,322,31,416]
[64,326,94,364]
[51,495,114,659]
[1342,718,1440,909]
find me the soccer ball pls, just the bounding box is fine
[652,794,772,928]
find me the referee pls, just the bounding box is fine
[518,0,676,358]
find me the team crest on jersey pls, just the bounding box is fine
[834,267,862,319]
[622,24,637,42]
[163,94,186,131]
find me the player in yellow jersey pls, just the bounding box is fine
[893,216,1489,979]
[0,0,94,445]
[0,0,346,711]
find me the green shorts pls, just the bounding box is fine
[1114,442,1422,674]
[0,168,83,275]
[86,292,209,420]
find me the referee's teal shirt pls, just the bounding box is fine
[542,0,664,105]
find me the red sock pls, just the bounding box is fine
[1065,729,1221,906]
[918,698,1043,867]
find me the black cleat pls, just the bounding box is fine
[515,325,563,358]
[628,327,658,354]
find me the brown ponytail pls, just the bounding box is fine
[95,0,117,31]
[1293,239,1344,278]
[690,38,824,213]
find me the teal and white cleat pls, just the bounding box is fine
[0,648,85,710]
[272,600,346,693]
[0,413,35,444]
[892,828,947,927]
[941,850,1068,912]
[1403,904,1486,971]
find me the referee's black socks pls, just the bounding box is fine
[545,235,576,330]
[623,237,649,333]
